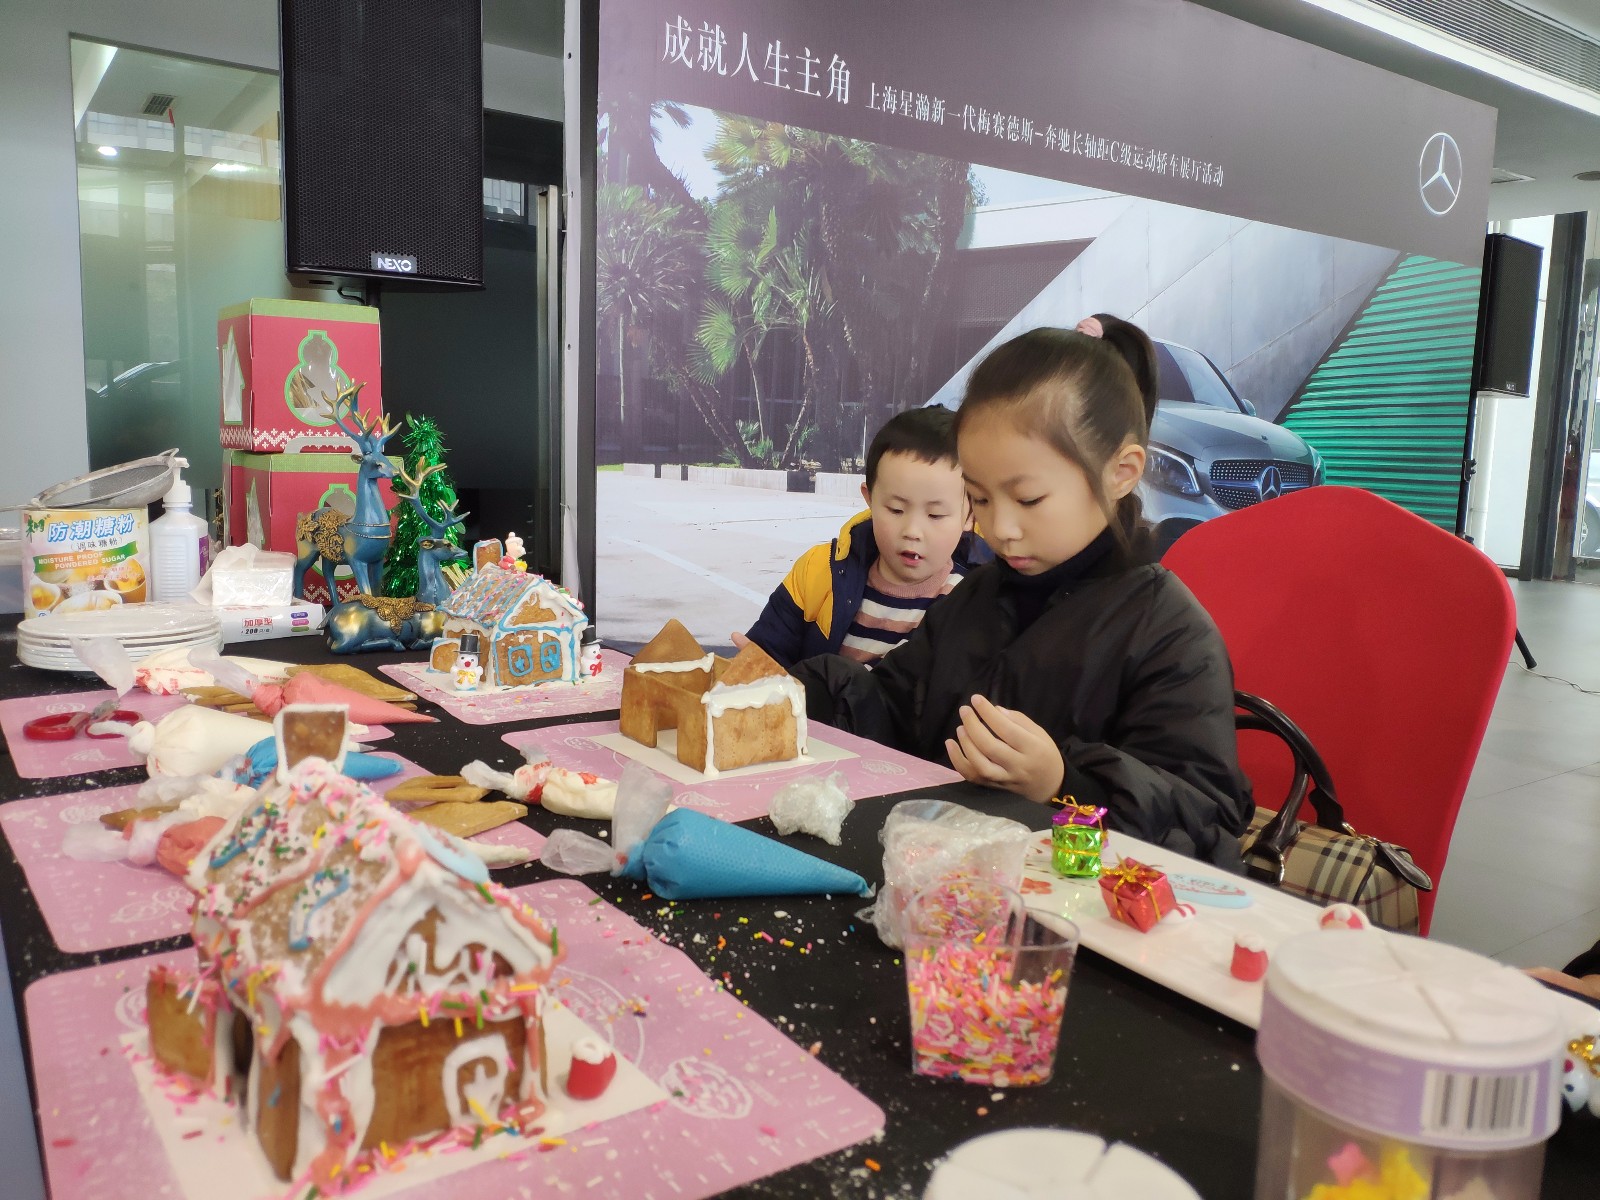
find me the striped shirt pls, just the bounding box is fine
[840,559,964,666]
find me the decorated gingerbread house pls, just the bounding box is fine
[147,751,562,1186]
[620,620,806,775]
[437,565,590,688]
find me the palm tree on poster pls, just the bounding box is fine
[595,184,697,430]
[694,203,781,449]
[704,117,972,470]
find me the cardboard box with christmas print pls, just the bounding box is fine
[219,299,383,453]
[224,450,399,606]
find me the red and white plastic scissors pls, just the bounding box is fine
[22,698,137,741]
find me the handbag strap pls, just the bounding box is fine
[1235,690,1432,892]
[1235,691,1346,831]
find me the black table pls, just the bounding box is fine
[0,619,1592,1198]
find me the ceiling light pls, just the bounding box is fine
[95,145,118,158]
[210,162,248,174]
[1576,170,1600,182]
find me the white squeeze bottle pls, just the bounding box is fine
[149,458,210,603]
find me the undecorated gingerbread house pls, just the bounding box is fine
[438,565,590,688]
[148,747,562,1186]
[620,619,806,775]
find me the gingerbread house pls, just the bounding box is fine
[148,755,562,1186]
[437,565,589,688]
[620,620,806,776]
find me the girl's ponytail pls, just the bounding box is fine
[1089,313,1158,436]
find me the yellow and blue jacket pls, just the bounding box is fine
[744,510,992,670]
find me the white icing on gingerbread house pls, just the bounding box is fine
[177,761,561,1186]
[439,565,590,688]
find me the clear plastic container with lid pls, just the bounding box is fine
[1255,928,1567,1200]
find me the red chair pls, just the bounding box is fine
[1162,486,1514,934]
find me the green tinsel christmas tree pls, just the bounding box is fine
[382,414,465,597]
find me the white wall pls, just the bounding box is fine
[0,0,560,506]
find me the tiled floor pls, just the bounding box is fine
[1429,580,1600,970]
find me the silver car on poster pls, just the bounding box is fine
[1140,339,1325,548]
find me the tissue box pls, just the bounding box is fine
[204,546,295,606]
[219,299,382,453]
[223,450,398,606]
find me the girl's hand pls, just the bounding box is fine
[945,695,1064,804]
[730,631,751,650]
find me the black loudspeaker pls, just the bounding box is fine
[1475,233,1543,396]
[280,0,484,289]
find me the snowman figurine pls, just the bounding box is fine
[453,632,484,693]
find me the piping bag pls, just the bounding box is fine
[190,648,435,725]
[541,764,870,901]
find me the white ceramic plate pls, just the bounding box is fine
[20,603,220,640]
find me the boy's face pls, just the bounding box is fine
[862,451,970,588]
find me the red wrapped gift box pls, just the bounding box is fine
[1098,859,1175,932]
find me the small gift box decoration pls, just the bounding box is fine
[1050,800,1107,878]
[1098,858,1175,932]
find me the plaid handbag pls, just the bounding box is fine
[1236,691,1432,933]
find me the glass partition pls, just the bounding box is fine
[70,38,339,495]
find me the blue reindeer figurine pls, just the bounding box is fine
[293,382,397,602]
[325,461,469,654]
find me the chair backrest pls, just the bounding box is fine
[1162,486,1514,933]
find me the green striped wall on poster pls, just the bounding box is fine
[1281,255,1482,529]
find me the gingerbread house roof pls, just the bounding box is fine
[190,761,558,1040]
[633,618,705,666]
[441,566,587,633]
[716,640,786,687]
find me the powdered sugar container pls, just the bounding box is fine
[1254,928,1565,1200]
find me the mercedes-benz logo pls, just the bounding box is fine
[1419,132,1462,216]
[1257,465,1283,502]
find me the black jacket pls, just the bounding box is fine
[792,543,1254,869]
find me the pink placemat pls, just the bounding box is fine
[0,690,389,779]
[0,755,541,954]
[28,877,883,1200]
[0,690,188,779]
[380,648,630,725]
[504,719,960,823]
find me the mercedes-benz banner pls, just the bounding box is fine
[587,0,1497,648]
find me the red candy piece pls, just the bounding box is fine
[1230,935,1268,982]
[565,1036,618,1101]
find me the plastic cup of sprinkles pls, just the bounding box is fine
[902,877,1079,1087]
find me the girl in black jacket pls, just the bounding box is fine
[793,325,1254,869]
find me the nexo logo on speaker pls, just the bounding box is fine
[370,252,419,274]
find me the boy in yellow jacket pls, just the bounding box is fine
[737,408,989,669]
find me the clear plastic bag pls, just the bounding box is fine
[769,771,852,845]
[539,828,622,876]
[871,799,1034,948]
[70,636,134,695]
[538,763,672,876]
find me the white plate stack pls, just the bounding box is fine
[17,603,223,672]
